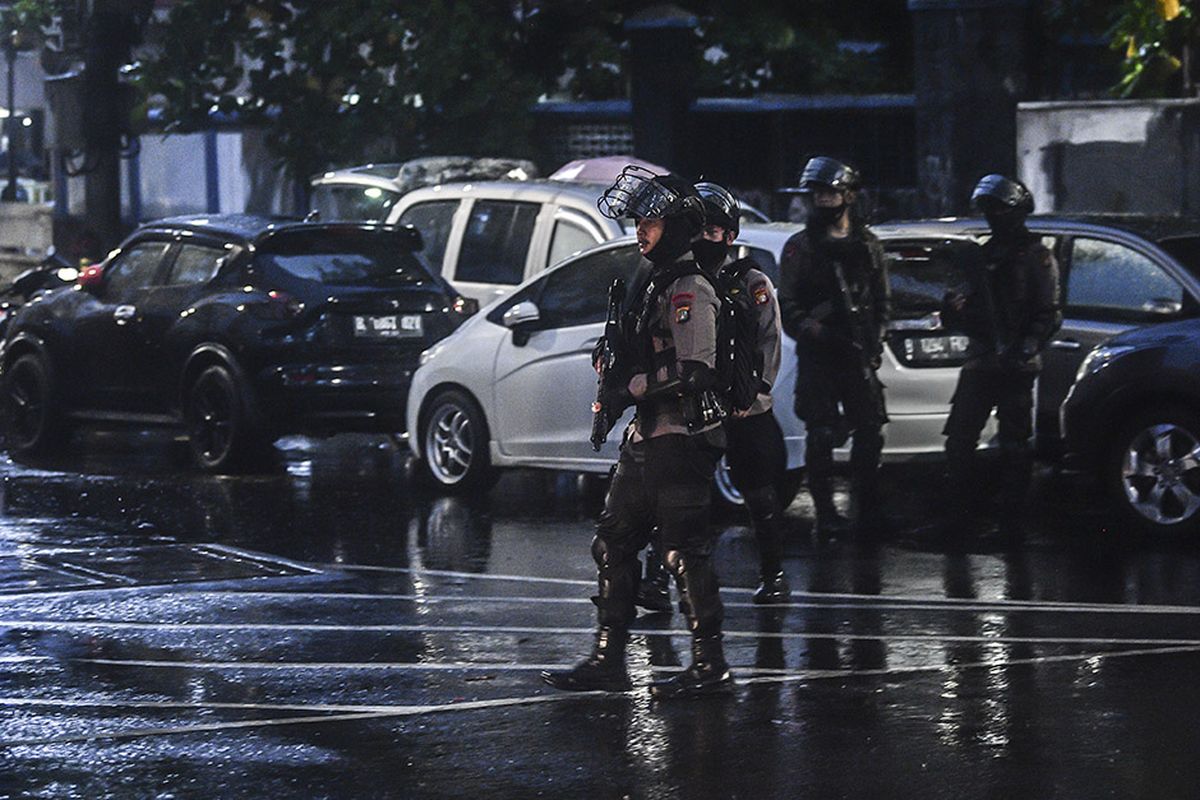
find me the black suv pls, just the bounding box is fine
[0,214,477,471]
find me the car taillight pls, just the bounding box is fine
[247,290,305,320]
[452,295,479,317]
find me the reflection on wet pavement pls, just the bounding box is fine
[0,434,1199,797]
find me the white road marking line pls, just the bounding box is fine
[5,643,1199,747]
[103,590,1200,617]
[0,617,1195,647]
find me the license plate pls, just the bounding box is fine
[352,314,422,338]
[900,333,969,364]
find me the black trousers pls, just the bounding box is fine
[725,410,787,494]
[943,364,1037,505]
[594,432,723,631]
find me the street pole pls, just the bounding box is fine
[1,29,17,202]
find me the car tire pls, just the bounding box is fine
[418,389,498,494]
[184,363,269,473]
[1104,405,1200,536]
[713,457,804,512]
[3,352,67,457]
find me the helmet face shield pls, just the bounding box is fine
[598,165,684,221]
[694,181,740,234]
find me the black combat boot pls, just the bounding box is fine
[745,486,791,604]
[650,550,734,699]
[542,538,638,692]
[541,625,632,692]
[635,542,673,614]
[649,633,734,699]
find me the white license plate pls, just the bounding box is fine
[902,334,969,363]
[353,314,422,338]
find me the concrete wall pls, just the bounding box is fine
[1017,99,1200,215]
[0,202,53,282]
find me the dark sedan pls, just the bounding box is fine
[1061,319,1200,536]
[0,214,477,471]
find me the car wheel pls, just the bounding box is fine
[713,456,804,512]
[419,389,498,493]
[184,364,267,473]
[3,352,66,457]
[1105,406,1200,536]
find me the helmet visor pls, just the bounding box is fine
[597,165,681,220]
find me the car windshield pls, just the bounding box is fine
[1158,236,1200,277]
[257,232,434,288]
[309,184,402,222]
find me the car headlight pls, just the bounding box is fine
[1076,344,1136,381]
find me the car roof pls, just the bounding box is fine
[873,213,1200,243]
[400,178,609,207]
[135,214,421,248]
[311,157,540,194]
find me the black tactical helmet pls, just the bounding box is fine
[794,156,860,194]
[971,174,1034,216]
[694,181,740,235]
[597,165,705,231]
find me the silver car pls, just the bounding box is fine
[405,224,975,506]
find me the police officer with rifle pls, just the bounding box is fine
[940,174,1060,529]
[542,167,733,699]
[778,156,891,540]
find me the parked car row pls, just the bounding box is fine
[3,165,1200,538]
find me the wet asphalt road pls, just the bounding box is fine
[2,433,1200,798]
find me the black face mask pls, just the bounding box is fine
[985,210,1026,237]
[692,239,728,272]
[645,215,697,266]
[808,203,846,230]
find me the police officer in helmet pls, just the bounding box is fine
[694,181,790,602]
[542,166,733,699]
[940,174,1060,528]
[778,156,890,540]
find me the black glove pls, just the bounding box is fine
[600,383,634,414]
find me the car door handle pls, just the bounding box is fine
[1049,339,1082,351]
[583,337,603,350]
[113,305,138,324]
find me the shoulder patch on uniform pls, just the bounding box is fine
[671,291,694,307]
[750,279,770,305]
[675,304,691,323]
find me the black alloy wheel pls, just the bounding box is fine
[185,363,264,473]
[3,353,66,457]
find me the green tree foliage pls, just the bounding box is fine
[1108,0,1197,97]
[135,1,910,181]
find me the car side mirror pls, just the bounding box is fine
[76,264,105,294]
[502,300,541,346]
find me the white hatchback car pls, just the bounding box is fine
[406,225,979,505]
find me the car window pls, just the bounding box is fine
[105,241,171,294]
[547,219,598,268]
[884,241,965,320]
[534,245,642,329]
[398,200,458,268]
[1067,237,1185,321]
[255,232,432,288]
[310,184,402,222]
[457,200,539,285]
[164,243,226,286]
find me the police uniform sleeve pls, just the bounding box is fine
[747,268,782,391]
[1021,244,1062,355]
[777,231,812,341]
[669,273,720,370]
[866,234,891,333]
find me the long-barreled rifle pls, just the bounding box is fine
[590,277,627,451]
